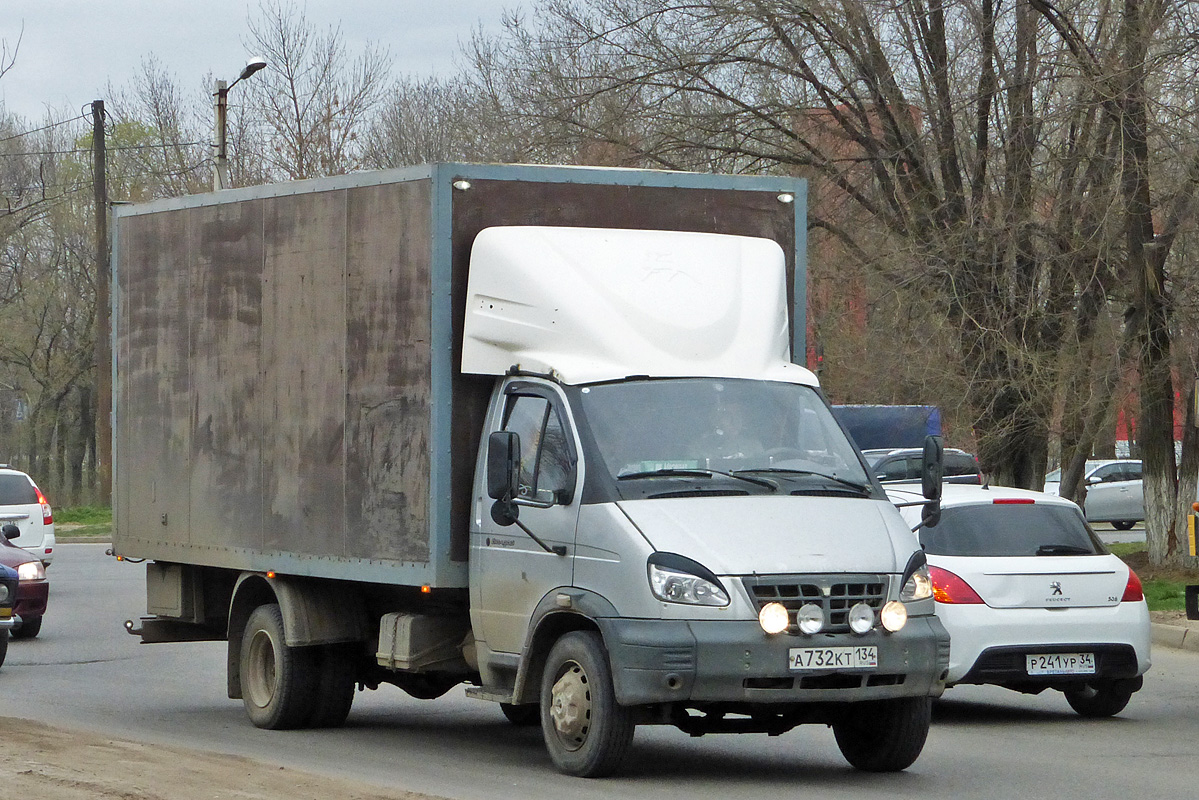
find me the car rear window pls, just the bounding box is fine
[0,474,37,505]
[919,503,1104,557]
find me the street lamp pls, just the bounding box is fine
[213,56,267,190]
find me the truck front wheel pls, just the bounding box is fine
[832,696,931,772]
[241,603,317,729]
[539,631,635,777]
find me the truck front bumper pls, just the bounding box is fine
[598,615,950,706]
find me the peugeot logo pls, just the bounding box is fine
[1050,581,1063,596]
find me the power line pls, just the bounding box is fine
[0,113,90,145]
[0,141,209,158]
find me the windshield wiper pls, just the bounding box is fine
[1036,544,1094,556]
[734,468,871,496]
[617,468,777,492]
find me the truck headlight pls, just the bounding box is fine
[900,563,933,602]
[758,602,789,634]
[647,554,730,607]
[880,600,908,632]
[17,561,45,582]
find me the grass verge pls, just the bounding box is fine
[55,506,113,541]
[1109,542,1197,611]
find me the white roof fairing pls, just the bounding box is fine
[461,226,817,386]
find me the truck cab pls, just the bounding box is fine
[462,226,948,775]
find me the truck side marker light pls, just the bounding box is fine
[421,584,432,594]
[453,180,471,191]
[266,570,276,579]
[777,193,795,204]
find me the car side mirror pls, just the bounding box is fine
[1,524,18,540]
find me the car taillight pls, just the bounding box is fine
[1121,568,1144,602]
[35,487,52,525]
[929,565,985,604]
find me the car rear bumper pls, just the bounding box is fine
[936,601,1151,684]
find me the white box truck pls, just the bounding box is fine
[112,163,948,777]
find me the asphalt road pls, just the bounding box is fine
[3,543,1197,800]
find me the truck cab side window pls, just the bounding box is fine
[503,395,573,504]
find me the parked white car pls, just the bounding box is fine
[889,483,1150,716]
[1044,459,1142,530]
[0,466,55,566]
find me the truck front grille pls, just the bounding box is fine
[743,575,888,633]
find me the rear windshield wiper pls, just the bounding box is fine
[1036,544,1095,556]
[734,468,871,496]
[617,468,777,492]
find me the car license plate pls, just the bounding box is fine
[1026,652,1096,676]
[789,646,877,670]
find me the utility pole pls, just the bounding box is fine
[213,79,230,190]
[92,100,111,505]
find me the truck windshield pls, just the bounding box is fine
[578,378,870,492]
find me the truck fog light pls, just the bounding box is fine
[880,600,908,632]
[758,602,790,634]
[848,602,874,634]
[796,603,824,635]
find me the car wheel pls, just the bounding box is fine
[240,603,318,729]
[540,630,635,777]
[833,696,931,772]
[11,616,41,640]
[501,702,540,726]
[0,629,8,668]
[305,643,356,728]
[1111,520,1136,531]
[1064,678,1138,717]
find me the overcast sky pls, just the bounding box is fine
[1,1,508,120]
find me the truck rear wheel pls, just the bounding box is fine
[241,603,317,729]
[539,631,634,777]
[832,696,931,772]
[306,643,356,728]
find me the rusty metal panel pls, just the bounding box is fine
[260,190,348,557]
[188,200,265,551]
[344,181,433,563]
[113,208,193,550]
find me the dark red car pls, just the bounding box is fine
[0,523,48,640]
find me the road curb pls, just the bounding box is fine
[1152,622,1199,653]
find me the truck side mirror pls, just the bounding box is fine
[921,435,943,500]
[1,523,18,540]
[487,431,521,501]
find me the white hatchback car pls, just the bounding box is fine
[0,466,55,566]
[890,483,1150,716]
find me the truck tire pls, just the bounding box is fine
[832,696,931,772]
[240,603,318,729]
[539,631,635,777]
[11,616,41,640]
[306,643,356,728]
[1064,678,1137,717]
[501,702,540,726]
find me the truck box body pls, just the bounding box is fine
[112,164,806,589]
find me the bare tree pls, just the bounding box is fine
[244,0,390,179]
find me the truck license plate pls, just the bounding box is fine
[1026,652,1096,676]
[789,646,877,670]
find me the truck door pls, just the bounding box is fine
[471,383,580,656]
